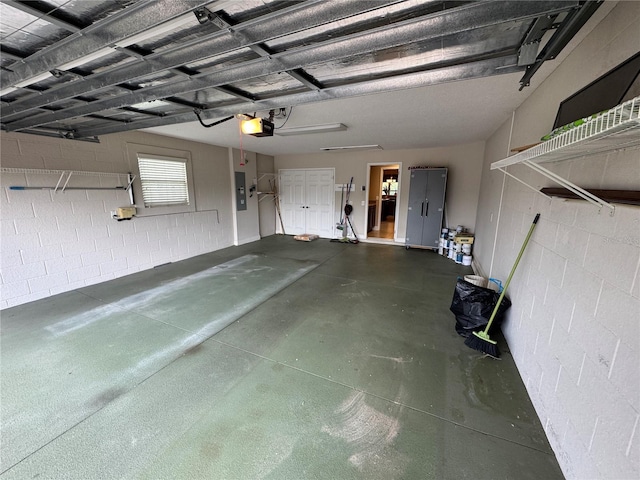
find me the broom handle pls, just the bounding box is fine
[482,213,540,335]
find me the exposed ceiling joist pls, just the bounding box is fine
[76,55,522,138]
[0,0,215,89]
[0,0,397,117]
[3,1,578,133]
[0,0,603,144]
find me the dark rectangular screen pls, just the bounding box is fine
[553,52,640,128]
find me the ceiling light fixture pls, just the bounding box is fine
[275,123,347,136]
[321,145,383,152]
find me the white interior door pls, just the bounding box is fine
[279,170,306,235]
[279,168,334,238]
[305,169,334,238]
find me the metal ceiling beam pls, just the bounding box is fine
[1,0,397,118]
[75,55,523,138]
[203,9,325,91]
[214,86,256,102]
[287,70,324,91]
[2,1,576,132]
[519,0,603,89]
[3,0,82,33]
[0,0,215,90]
[0,48,24,62]
[13,129,100,142]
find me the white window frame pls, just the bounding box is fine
[137,154,190,208]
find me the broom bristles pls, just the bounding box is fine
[465,331,500,358]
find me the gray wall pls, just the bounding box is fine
[276,142,485,241]
[0,130,268,309]
[473,3,640,478]
[256,154,277,238]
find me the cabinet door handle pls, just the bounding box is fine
[421,202,424,216]
[425,201,429,217]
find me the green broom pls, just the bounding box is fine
[465,213,540,358]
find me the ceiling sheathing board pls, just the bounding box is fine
[306,22,531,84]
[69,50,136,75]
[131,21,214,54]
[0,0,220,89]
[170,89,242,107]
[228,73,311,97]
[262,0,451,52]
[0,0,131,59]
[40,0,133,28]
[219,0,297,22]
[0,4,69,55]
[0,0,600,141]
[184,48,259,72]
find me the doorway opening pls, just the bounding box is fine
[366,163,400,242]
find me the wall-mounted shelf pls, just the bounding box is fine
[2,168,136,204]
[491,96,640,212]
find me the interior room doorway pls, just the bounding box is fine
[366,163,400,242]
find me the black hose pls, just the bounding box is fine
[194,110,235,128]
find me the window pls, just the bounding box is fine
[382,179,398,196]
[137,155,189,207]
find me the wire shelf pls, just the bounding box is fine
[492,96,640,169]
[0,168,128,177]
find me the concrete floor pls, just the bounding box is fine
[0,236,564,479]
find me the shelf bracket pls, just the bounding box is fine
[497,167,552,200]
[522,160,615,214]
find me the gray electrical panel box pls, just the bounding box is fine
[235,171,247,211]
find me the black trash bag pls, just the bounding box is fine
[450,279,512,337]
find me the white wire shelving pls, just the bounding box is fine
[491,96,640,212]
[1,168,136,204]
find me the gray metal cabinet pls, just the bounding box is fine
[405,167,447,249]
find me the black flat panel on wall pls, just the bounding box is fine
[553,52,640,128]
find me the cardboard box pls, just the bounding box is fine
[454,234,474,244]
[116,207,136,219]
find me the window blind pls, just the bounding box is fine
[137,156,189,207]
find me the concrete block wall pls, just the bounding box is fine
[490,146,640,479]
[473,3,640,477]
[0,131,235,309]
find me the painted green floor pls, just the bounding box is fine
[0,236,564,479]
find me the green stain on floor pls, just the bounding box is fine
[0,236,564,479]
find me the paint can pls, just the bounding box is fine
[462,244,472,254]
[455,243,462,253]
[456,251,464,264]
[462,255,472,266]
[456,225,464,233]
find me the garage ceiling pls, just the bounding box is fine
[1,0,603,154]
